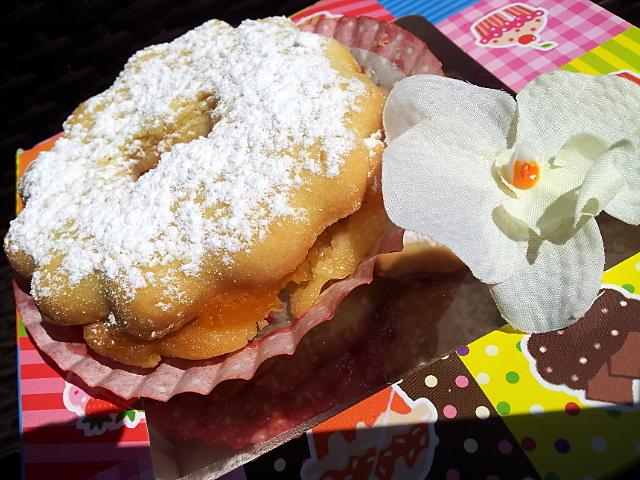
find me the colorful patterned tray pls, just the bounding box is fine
[15,1,639,479]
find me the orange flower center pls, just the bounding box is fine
[511,160,540,189]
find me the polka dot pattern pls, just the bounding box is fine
[425,375,438,388]
[464,438,478,453]
[446,469,460,480]
[521,437,536,451]
[456,346,470,356]
[485,345,499,356]
[455,281,640,480]
[243,426,310,479]
[443,405,457,419]
[505,371,520,384]
[591,437,607,452]
[273,458,286,472]
[529,404,544,416]
[498,439,513,455]
[408,352,537,479]
[555,438,570,454]
[455,375,469,388]
[496,401,511,415]
[564,402,580,416]
[245,265,640,480]
[475,406,490,420]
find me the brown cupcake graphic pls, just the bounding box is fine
[526,287,640,404]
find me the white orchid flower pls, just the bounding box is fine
[382,71,640,333]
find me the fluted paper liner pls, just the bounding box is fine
[16,228,403,401]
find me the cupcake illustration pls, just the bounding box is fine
[301,383,438,479]
[524,287,640,405]
[63,382,143,436]
[471,3,557,50]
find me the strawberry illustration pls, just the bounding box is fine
[84,398,126,417]
[63,381,142,435]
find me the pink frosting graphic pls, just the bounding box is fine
[301,383,438,479]
[471,3,557,50]
[62,382,144,436]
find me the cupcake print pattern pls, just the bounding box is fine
[526,287,640,405]
[471,3,557,50]
[301,383,438,480]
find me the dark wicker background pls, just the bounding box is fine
[0,0,638,477]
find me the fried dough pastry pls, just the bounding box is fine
[5,17,387,367]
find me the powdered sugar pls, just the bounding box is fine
[7,17,365,297]
[364,129,383,159]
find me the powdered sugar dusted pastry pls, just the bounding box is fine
[6,17,388,367]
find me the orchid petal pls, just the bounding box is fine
[516,71,640,159]
[604,132,640,225]
[575,140,629,223]
[605,187,640,225]
[382,117,524,284]
[490,217,604,333]
[383,74,516,145]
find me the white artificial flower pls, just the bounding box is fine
[382,71,639,332]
